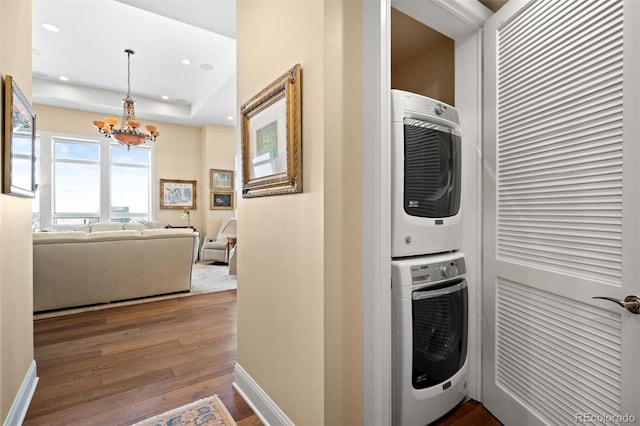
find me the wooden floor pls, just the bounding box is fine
[433,399,502,425]
[24,289,499,426]
[24,290,262,426]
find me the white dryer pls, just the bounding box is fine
[391,89,463,258]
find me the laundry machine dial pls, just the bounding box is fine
[440,264,459,278]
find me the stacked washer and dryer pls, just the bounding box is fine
[391,90,469,426]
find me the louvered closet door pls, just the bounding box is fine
[482,0,640,425]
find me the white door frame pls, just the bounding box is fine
[362,1,393,423]
[361,1,490,423]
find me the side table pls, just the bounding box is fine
[227,237,238,275]
[226,236,237,260]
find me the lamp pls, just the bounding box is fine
[92,49,159,150]
[181,209,191,227]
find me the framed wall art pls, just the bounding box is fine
[240,63,302,198]
[210,168,234,190]
[160,179,197,209]
[210,191,235,210]
[3,75,36,198]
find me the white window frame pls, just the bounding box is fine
[35,131,155,229]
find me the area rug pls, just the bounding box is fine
[131,395,236,426]
[190,263,237,294]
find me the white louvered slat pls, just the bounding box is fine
[498,1,620,87]
[496,0,624,285]
[496,279,623,424]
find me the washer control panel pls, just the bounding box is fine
[410,257,466,285]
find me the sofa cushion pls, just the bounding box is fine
[88,230,142,240]
[49,224,91,232]
[203,240,227,250]
[138,220,164,229]
[141,228,194,236]
[33,231,88,243]
[123,223,147,231]
[91,222,124,232]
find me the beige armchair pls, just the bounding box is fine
[200,217,236,263]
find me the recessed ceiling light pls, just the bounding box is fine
[227,116,234,121]
[42,23,60,32]
[161,95,169,100]
[59,76,69,81]
[200,63,214,71]
[181,59,191,65]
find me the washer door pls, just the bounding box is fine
[411,280,468,389]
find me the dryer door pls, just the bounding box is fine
[403,119,461,219]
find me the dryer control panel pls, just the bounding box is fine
[410,257,466,285]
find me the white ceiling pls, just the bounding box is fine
[31,0,505,130]
[32,0,237,128]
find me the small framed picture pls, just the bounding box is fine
[210,169,234,190]
[210,191,235,210]
[160,179,197,209]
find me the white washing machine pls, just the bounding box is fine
[392,251,468,426]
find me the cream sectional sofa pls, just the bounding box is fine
[33,222,200,312]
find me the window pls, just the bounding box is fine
[110,145,151,222]
[53,139,100,223]
[35,133,153,229]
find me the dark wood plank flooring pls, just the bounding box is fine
[24,290,262,426]
[434,399,502,425]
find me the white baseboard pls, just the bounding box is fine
[3,360,38,426]
[233,363,293,426]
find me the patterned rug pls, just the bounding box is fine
[130,395,236,426]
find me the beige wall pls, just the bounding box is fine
[236,0,362,424]
[33,104,208,231]
[152,118,203,228]
[322,1,363,423]
[0,0,34,421]
[391,40,455,106]
[237,1,325,423]
[201,124,236,239]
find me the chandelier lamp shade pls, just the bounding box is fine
[93,49,159,150]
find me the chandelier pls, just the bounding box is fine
[93,49,159,150]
